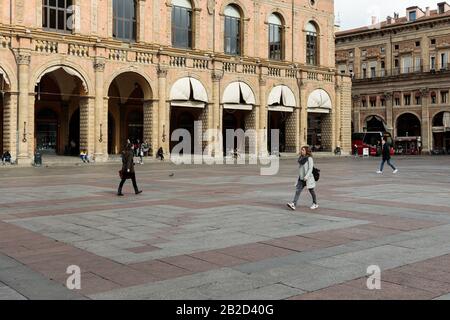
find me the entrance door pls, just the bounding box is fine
[36,108,59,154]
[268,111,287,153]
[307,113,323,151]
[127,109,143,144]
[170,109,196,154]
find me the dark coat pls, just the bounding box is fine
[382,143,391,161]
[121,150,135,179]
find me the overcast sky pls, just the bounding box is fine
[335,0,439,30]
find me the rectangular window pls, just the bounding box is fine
[172,6,192,49]
[431,56,436,70]
[381,99,386,107]
[306,32,317,65]
[362,68,367,79]
[431,94,437,104]
[362,99,367,108]
[409,11,417,21]
[370,67,376,78]
[404,94,411,106]
[441,53,448,70]
[441,91,448,104]
[415,57,421,72]
[415,95,421,105]
[113,0,136,42]
[224,16,241,55]
[402,56,413,73]
[431,39,436,45]
[42,0,73,33]
[370,98,377,107]
[269,23,282,60]
[395,97,401,106]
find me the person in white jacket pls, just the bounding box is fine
[287,146,319,211]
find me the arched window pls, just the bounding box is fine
[306,22,318,65]
[172,0,193,49]
[113,0,137,41]
[268,14,283,60]
[224,5,242,55]
[42,0,73,32]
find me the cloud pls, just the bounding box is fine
[335,0,438,30]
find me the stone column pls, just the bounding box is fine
[384,92,394,135]
[211,68,223,156]
[157,66,169,154]
[298,78,308,148]
[2,93,18,159]
[94,59,107,161]
[335,81,342,150]
[258,76,267,156]
[137,0,147,43]
[352,95,361,132]
[420,88,430,153]
[80,97,95,156]
[16,51,31,165]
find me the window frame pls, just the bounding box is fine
[224,12,242,56]
[113,0,137,42]
[268,18,283,60]
[171,4,193,49]
[42,0,74,33]
[306,23,318,66]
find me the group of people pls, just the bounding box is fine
[1,151,11,165]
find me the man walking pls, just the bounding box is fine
[117,143,143,196]
[377,137,398,174]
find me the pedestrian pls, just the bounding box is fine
[157,147,164,161]
[377,137,398,174]
[80,149,89,163]
[2,150,11,165]
[142,140,150,157]
[117,143,142,196]
[287,146,319,211]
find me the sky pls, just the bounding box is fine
[335,0,439,30]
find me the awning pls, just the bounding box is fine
[36,66,88,92]
[268,85,296,111]
[171,101,206,109]
[0,67,11,86]
[268,105,294,112]
[170,77,208,106]
[307,89,332,114]
[222,82,256,107]
[223,104,253,111]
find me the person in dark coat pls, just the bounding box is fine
[117,143,142,196]
[377,137,398,174]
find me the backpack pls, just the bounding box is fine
[312,167,320,182]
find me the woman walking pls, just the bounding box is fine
[287,146,319,211]
[117,143,143,196]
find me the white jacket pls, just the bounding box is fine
[297,157,316,189]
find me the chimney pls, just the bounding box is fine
[426,7,430,16]
[371,16,377,25]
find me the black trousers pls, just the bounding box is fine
[118,173,139,193]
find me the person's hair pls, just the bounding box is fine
[301,146,313,157]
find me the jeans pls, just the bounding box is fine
[293,179,317,206]
[118,173,139,194]
[380,159,396,172]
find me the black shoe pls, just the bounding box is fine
[135,190,143,195]
[117,193,124,196]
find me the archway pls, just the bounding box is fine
[222,81,257,155]
[396,113,421,155]
[267,85,296,153]
[34,67,87,156]
[0,67,12,156]
[432,111,450,153]
[107,72,153,155]
[169,77,209,154]
[365,115,386,132]
[307,89,332,152]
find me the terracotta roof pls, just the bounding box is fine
[336,9,450,37]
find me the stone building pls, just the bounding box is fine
[0,0,351,164]
[336,2,450,154]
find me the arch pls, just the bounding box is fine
[431,109,450,124]
[396,112,421,137]
[0,66,12,90]
[105,69,154,100]
[170,77,208,106]
[224,4,241,18]
[305,19,320,34]
[307,89,332,113]
[0,63,17,92]
[266,10,287,25]
[222,81,256,107]
[220,0,249,18]
[395,111,421,125]
[172,0,192,8]
[268,85,296,110]
[364,115,386,132]
[30,62,92,94]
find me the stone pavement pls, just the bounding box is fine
[0,156,450,300]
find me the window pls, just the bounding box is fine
[362,99,367,108]
[415,57,421,72]
[402,56,413,73]
[370,97,377,107]
[370,67,376,78]
[441,91,448,104]
[431,39,436,45]
[42,0,73,33]
[381,98,386,107]
[306,22,318,65]
[172,0,193,49]
[415,41,421,47]
[404,94,411,106]
[415,94,421,105]
[431,56,436,70]
[431,92,437,104]
[224,5,242,55]
[268,14,283,60]
[113,0,136,41]
[409,11,417,21]
[441,53,448,70]
[394,44,399,50]
[395,97,401,106]
[380,47,385,53]
[349,51,354,58]
[362,68,367,79]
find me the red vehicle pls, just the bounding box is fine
[352,132,394,157]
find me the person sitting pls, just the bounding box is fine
[2,151,12,165]
[80,150,90,163]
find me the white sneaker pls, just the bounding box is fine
[287,203,296,211]
[376,171,383,174]
[393,169,398,174]
[310,204,319,210]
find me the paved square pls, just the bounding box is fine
[1,156,450,300]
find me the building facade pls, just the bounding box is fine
[0,0,351,164]
[336,2,450,154]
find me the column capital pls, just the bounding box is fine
[94,59,106,72]
[16,52,31,65]
[157,66,168,78]
[259,76,267,86]
[212,70,224,82]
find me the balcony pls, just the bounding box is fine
[352,64,450,81]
